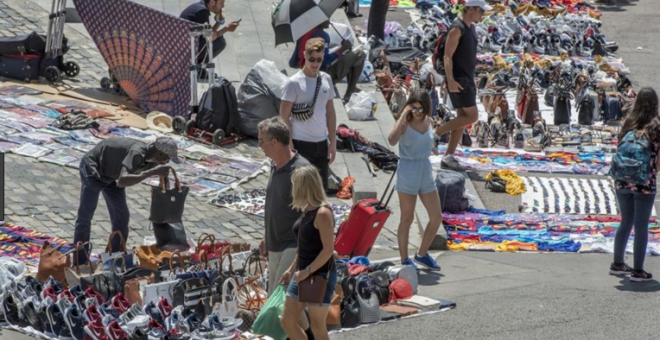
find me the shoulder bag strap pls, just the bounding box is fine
[310,75,323,109]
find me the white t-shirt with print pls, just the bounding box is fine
[282,70,335,142]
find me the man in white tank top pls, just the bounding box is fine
[280,38,338,190]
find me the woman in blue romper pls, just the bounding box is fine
[387,89,442,271]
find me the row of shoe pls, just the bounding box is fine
[0,275,244,340]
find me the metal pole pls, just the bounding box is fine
[189,25,204,116]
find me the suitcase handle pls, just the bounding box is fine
[369,168,396,210]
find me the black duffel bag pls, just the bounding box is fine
[0,31,70,55]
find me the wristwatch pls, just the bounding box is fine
[305,265,311,273]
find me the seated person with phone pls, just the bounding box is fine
[289,21,366,104]
[180,0,241,79]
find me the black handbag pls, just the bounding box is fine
[172,277,213,318]
[152,222,190,252]
[149,168,189,224]
[368,271,390,306]
[80,256,124,301]
[340,294,361,328]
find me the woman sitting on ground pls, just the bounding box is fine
[280,165,337,340]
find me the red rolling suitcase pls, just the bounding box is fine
[335,170,396,257]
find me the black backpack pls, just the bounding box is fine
[367,142,398,171]
[432,20,466,76]
[196,78,240,134]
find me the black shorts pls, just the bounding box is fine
[447,77,477,109]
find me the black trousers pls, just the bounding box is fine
[293,139,329,190]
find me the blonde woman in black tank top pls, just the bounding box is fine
[280,165,337,340]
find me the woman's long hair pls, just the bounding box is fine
[291,165,329,211]
[399,89,432,121]
[619,87,660,140]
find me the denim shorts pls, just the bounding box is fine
[286,269,337,306]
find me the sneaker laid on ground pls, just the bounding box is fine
[83,304,104,327]
[46,301,64,337]
[38,298,56,337]
[201,314,224,331]
[440,155,467,171]
[220,317,242,332]
[129,327,148,340]
[84,320,108,340]
[413,253,441,271]
[111,293,131,315]
[148,318,168,339]
[64,303,85,340]
[401,258,419,271]
[41,286,58,302]
[69,284,84,297]
[106,320,129,340]
[190,328,235,340]
[630,270,653,282]
[44,277,64,295]
[84,287,105,305]
[23,296,43,333]
[142,301,165,325]
[184,313,203,332]
[609,262,633,275]
[157,297,173,319]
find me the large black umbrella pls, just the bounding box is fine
[272,0,345,46]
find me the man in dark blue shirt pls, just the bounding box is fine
[289,21,366,104]
[180,0,240,77]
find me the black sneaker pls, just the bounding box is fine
[142,301,165,325]
[64,303,85,340]
[56,298,73,339]
[609,262,633,275]
[23,297,43,333]
[630,270,653,282]
[38,300,56,337]
[130,327,149,340]
[73,294,87,313]
[25,276,43,296]
[2,291,29,327]
[46,302,64,336]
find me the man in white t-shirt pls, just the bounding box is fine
[280,37,337,190]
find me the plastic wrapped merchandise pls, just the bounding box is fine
[236,59,289,138]
[326,22,355,48]
[346,91,378,121]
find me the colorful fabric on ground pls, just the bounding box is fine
[0,223,73,265]
[444,211,660,254]
[485,170,526,195]
[432,147,610,175]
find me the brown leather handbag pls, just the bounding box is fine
[125,274,155,306]
[326,284,343,329]
[135,246,176,270]
[36,241,72,288]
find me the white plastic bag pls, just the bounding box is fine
[358,61,375,83]
[346,91,377,121]
[252,59,289,99]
